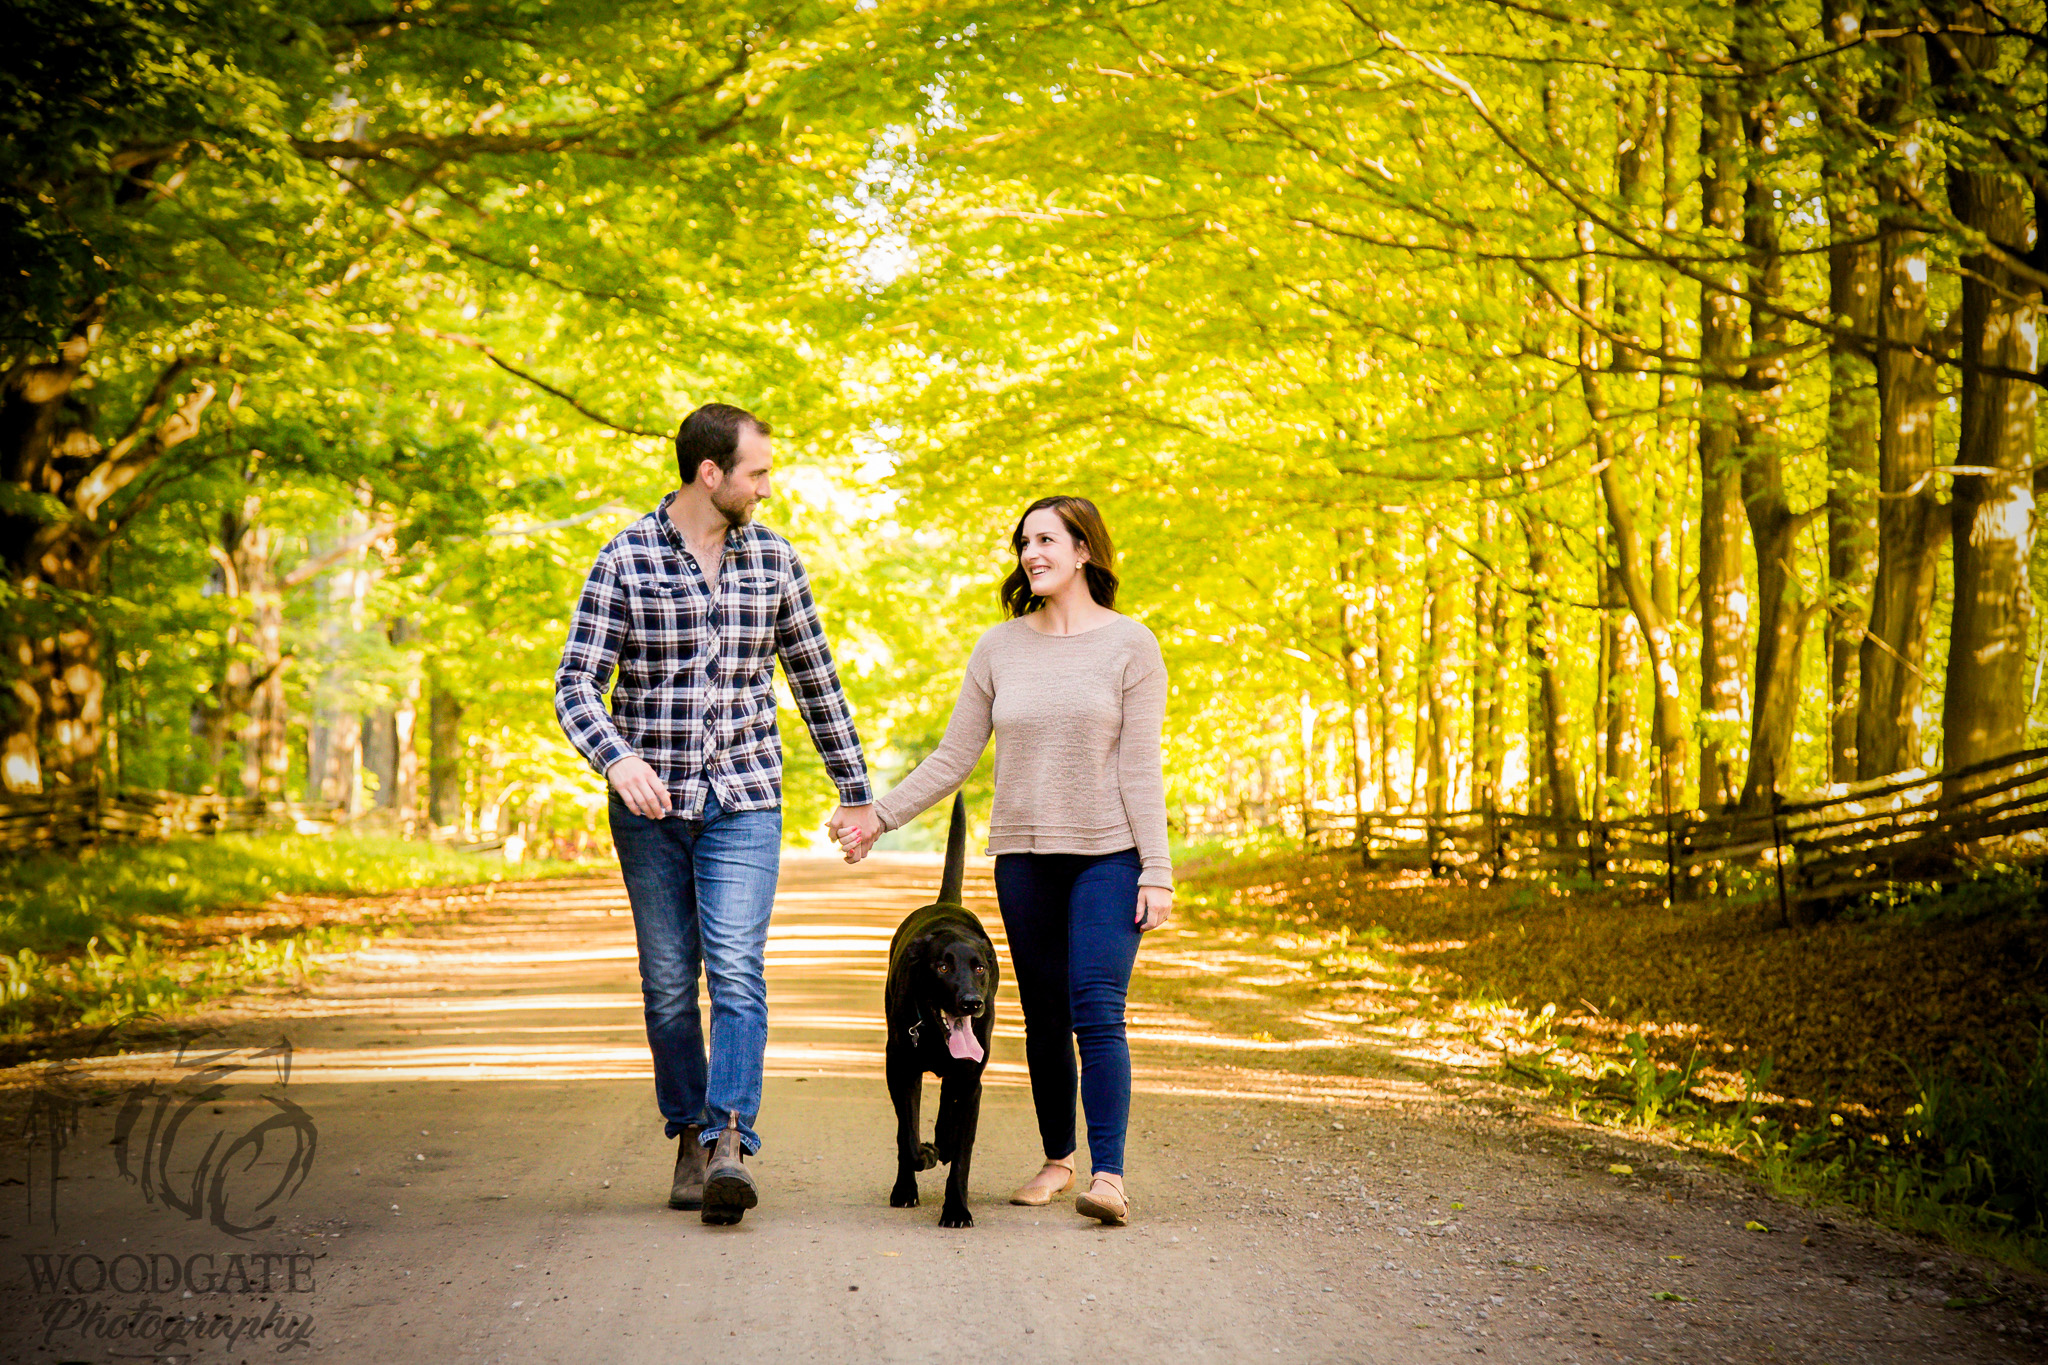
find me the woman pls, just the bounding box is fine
[838,495,1172,1225]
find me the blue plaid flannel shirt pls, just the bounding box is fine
[554,493,873,817]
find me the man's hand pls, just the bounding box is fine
[607,755,672,819]
[1135,885,1173,931]
[828,804,883,863]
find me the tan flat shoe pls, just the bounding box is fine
[1010,1158,1076,1206]
[1075,1175,1128,1225]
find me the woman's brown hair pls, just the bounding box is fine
[1000,495,1119,618]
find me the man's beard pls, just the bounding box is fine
[712,486,755,528]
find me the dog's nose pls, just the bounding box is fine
[959,995,983,1012]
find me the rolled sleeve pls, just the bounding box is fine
[775,553,873,806]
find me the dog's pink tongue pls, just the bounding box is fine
[944,1016,983,1063]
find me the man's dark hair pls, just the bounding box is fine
[675,403,771,484]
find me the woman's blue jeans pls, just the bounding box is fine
[608,787,780,1154]
[994,848,1144,1175]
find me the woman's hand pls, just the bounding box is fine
[829,805,884,863]
[1135,885,1173,931]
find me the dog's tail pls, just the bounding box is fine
[940,792,966,906]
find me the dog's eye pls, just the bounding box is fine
[974,966,985,976]
[936,962,950,973]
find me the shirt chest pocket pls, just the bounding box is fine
[620,575,706,656]
[719,573,781,650]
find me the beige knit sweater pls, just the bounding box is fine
[872,615,1172,890]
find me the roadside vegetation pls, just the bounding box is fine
[0,834,605,1037]
[1178,850,2048,1273]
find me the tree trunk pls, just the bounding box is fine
[1422,549,1450,817]
[1603,564,1642,811]
[1697,80,1751,810]
[1299,692,1316,840]
[1521,511,1581,821]
[315,709,361,814]
[391,618,421,833]
[1525,579,1548,817]
[1857,33,1945,779]
[1936,7,2042,787]
[1471,504,1504,818]
[428,673,464,831]
[1653,73,1688,807]
[1,308,217,792]
[1821,0,1881,786]
[362,707,398,810]
[1488,544,1509,809]
[236,522,289,800]
[1654,70,1684,627]
[210,498,290,801]
[1737,73,1822,811]
[1368,537,1396,810]
[1576,220,1688,805]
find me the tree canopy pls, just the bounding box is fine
[3,0,2042,849]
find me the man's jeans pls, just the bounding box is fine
[609,786,780,1154]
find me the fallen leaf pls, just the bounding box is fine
[1609,1163,1634,1176]
[1652,1291,1690,1302]
[1744,1220,1771,1233]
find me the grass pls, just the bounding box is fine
[1497,1004,2048,1270]
[0,832,608,1038]
[1860,863,2048,927]
[0,832,600,955]
[0,924,381,1036]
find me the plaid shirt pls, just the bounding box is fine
[554,493,873,816]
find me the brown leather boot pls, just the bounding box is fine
[700,1113,758,1225]
[668,1124,707,1210]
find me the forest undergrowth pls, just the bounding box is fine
[0,834,606,1041]
[1180,848,2048,1273]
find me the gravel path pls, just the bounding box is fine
[0,853,2037,1363]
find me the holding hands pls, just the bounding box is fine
[829,804,883,862]
[829,798,1171,929]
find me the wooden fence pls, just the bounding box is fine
[0,788,343,855]
[1273,748,2048,916]
[14,751,2048,913]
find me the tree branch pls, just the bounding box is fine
[348,324,670,437]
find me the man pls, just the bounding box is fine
[555,402,874,1225]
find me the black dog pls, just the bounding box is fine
[883,793,997,1228]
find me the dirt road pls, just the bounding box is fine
[1,854,2036,1363]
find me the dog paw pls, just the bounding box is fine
[890,1183,920,1208]
[938,1205,974,1228]
[915,1143,939,1171]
